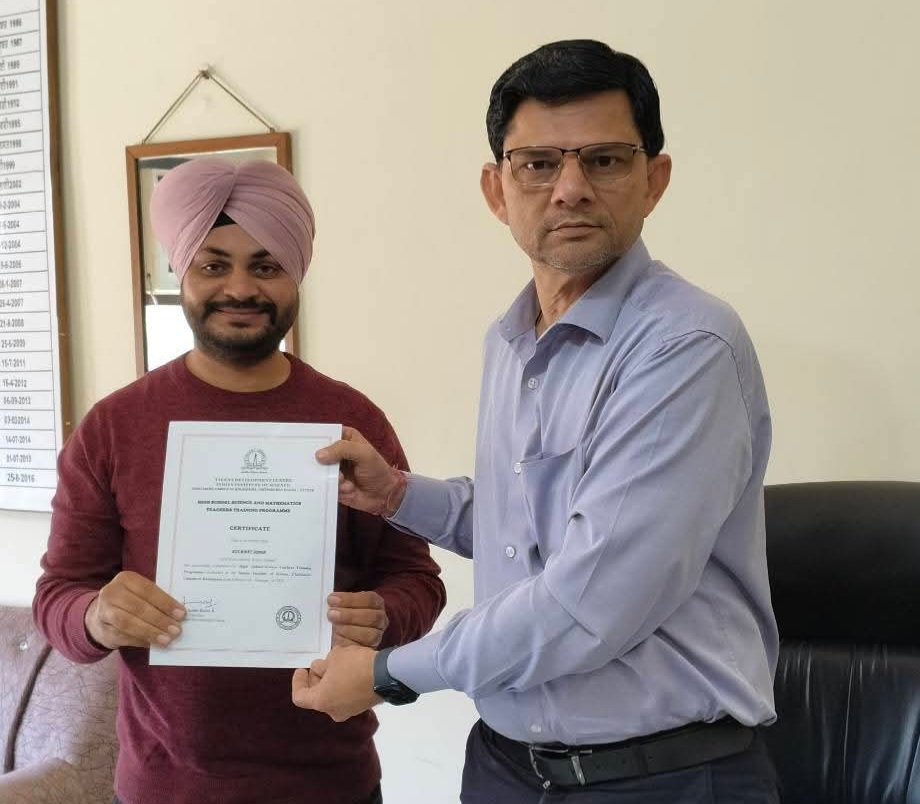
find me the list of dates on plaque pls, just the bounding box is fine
[0,0,63,512]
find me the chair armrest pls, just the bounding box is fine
[0,758,85,804]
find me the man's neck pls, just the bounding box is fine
[185,349,292,392]
[532,262,608,336]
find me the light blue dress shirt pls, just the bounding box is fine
[388,238,777,745]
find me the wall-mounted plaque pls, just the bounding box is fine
[0,0,70,512]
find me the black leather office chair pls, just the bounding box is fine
[762,481,920,803]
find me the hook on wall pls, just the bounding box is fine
[140,66,277,144]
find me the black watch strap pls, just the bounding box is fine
[373,647,419,706]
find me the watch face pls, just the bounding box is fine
[374,649,419,705]
[378,681,418,706]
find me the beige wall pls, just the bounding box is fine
[2,1,919,800]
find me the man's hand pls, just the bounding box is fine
[291,645,382,722]
[328,591,389,648]
[84,570,186,650]
[315,427,406,516]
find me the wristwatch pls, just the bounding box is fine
[373,647,419,705]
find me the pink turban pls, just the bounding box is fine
[150,158,315,284]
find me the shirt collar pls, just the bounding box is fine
[497,238,652,344]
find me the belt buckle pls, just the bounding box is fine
[527,745,553,790]
[528,744,590,788]
[570,753,588,786]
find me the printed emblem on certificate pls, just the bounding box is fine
[150,421,340,668]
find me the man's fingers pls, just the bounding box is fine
[91,613,154,649]
[124,593,184,636]
[332,625,383,648]
[327,593,387,646]
[291,646,378,722]
[91,572,187,648]
[328,608,387,628]
[315,439,368,466]
[315,428,375,466]
[328,591,384,610]
[340,426,370,444]
[291,669,317,708]
[116,571,186,620]
[292,688,316,709]
[99,603,177,646]
[100,586,183,641]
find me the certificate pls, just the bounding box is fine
[150,421,340,668]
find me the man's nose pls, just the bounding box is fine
[550,153,596,206]
[223,266,259,298]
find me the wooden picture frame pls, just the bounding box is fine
[125,132,297,376]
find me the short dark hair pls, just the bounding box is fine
[486,39,664,162]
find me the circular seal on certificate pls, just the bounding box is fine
[276,606,302,630]
[243,448,267,471]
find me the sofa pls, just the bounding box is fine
[0,604,118,804]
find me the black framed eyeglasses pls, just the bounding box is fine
[502,142,647,187]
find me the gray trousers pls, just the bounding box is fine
[460,720,780,804]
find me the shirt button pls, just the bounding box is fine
[513,462,522,474]
[530,724,543,734]
[504,545,516,558]
[527,378,539,390]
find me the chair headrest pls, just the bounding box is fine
[765,481,920,644]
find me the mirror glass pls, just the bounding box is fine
[126,134,297,374]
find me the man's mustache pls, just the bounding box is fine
[204,300,277,323]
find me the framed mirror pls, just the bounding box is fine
[125,132,298,376]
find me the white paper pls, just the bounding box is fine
[150,421,340,668]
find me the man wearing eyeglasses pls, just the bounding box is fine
[293,39,779,802]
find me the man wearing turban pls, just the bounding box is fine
[34,159,446,804]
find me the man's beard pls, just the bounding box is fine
[511,216,625,278]
[183,295,298,366]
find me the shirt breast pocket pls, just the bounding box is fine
[518,445,582,561]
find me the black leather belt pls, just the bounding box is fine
[483,718,755,789]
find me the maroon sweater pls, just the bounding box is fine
[34,356,446,804]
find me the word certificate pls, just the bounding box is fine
[151,421,340,668]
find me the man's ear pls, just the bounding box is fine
[643,153,672,217]
[480,163,509,224]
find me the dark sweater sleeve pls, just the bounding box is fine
[33,407,120,663]
[357,411,446,648]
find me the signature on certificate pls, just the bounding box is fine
[183,596,219,615]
